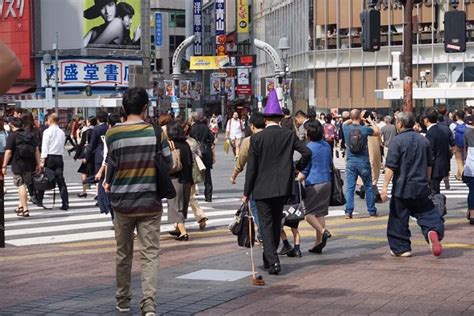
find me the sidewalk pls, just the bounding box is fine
[1,210,473,315]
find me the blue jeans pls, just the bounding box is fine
[345,161,377,215]
[387,196,444,254]
[250,195,263,240]
[465,176,474,209]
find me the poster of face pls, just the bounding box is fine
[179,80,191,98]
[282,78,292,94]
[83,0,141,49]
[193,82,203,100]
[210,78,221,95]
[224,77,235,101]
[265,78,275,95]
[164,80,174,97]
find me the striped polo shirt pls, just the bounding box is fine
[106,121,162,217]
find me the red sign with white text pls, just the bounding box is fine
[236,84,252,95]
[0,0,34,81]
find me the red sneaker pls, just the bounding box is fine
[428,230,442,257]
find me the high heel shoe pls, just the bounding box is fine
[77,193,88,198]
[309,244,322,254]
[175,234,189,241]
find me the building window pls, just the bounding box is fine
[156,58,163,71]
[169,35,185,52]
[169,11,185,28]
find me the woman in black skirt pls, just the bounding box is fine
[298,119,333,254]
[75,116,97,198]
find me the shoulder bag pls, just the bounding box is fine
[330,164,346,206]
[154,127,176,199]
[168,140,183,174]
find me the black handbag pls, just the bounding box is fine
[32,168,56,191]
[234,203,255,248]
[282,182,306,226]
[154,127,176,199]
[330,164,346,206]
[229,203,246,236]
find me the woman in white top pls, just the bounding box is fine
[225,111,244,159]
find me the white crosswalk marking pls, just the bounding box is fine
[2,175,246,247]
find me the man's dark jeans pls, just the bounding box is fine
[387,195,444,254]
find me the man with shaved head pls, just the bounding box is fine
[342,109,380,219]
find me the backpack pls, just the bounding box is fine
[324,124,336,142]
[454,123,467,148]
[348,126,365,154]
[168,140,183,174]
[15,131,36,159]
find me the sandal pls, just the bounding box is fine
[15,207,24,216]
[21,210,30,217]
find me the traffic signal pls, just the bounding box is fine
[361,9,380,52]
[444,10,466,53]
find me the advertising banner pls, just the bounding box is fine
[224,77,235,101]
[155,12,163,46]
[190,56,229,70]
[193,0,202,56]
[83,0,141,49]
[192,82,203,101]
[210,78,221,96]
[265,78,276,95]
[236,85,252,95]
[215,0,225,55]
[164,80,174,97]
[237,0,249,34]
[179,80,191,98]
[0,0,34,80]
[237,68,250,85]
[40,58,142,88]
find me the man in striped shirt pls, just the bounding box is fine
[104,88,162,316]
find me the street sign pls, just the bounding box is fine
[45,87,53,103]
[236,84,252,95]
[211,72,227,78]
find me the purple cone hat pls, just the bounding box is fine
[263,89,283,117]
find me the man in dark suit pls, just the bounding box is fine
[243,90,311,275]
[86,110,109,175]
[424,107,451,194]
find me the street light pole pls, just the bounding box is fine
[403,1,413,113]
[54,32,59,114]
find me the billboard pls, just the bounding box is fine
[40,58,142,88]
[190,56,229,70]
[155,12,162,46]
[193,0,202,56]
[83,0,141,49]
[237,0,249,34]
[0,0,34,81]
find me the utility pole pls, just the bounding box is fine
[54,32,59,113]
[403,0,413,112]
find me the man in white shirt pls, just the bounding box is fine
[225,111,244,159]
[38,114,69,210]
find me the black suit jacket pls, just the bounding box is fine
[87,123,108,165]
[426,124,451,179]
[244,125,312,200]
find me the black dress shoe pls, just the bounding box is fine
[31,197,43,208]
[268,263,281,275]
[60,206,69,211]
[77,193,87,198]
[309,244,322,254]
[319,230,332,251]
[278,244,292,256]
[168,229,180,236]
[287,249,302,258]
[175,234,189,241]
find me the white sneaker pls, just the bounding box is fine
[390,250,412,257]
[116,302,131,313]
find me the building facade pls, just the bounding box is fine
[253,0,474,114]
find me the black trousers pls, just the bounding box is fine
[204,168,213,202]
[38,155,69,207]
[430,177,443,195]
[255,196,287,266]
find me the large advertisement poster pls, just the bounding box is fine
[83,0,141,49]
[0,0,34,81]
